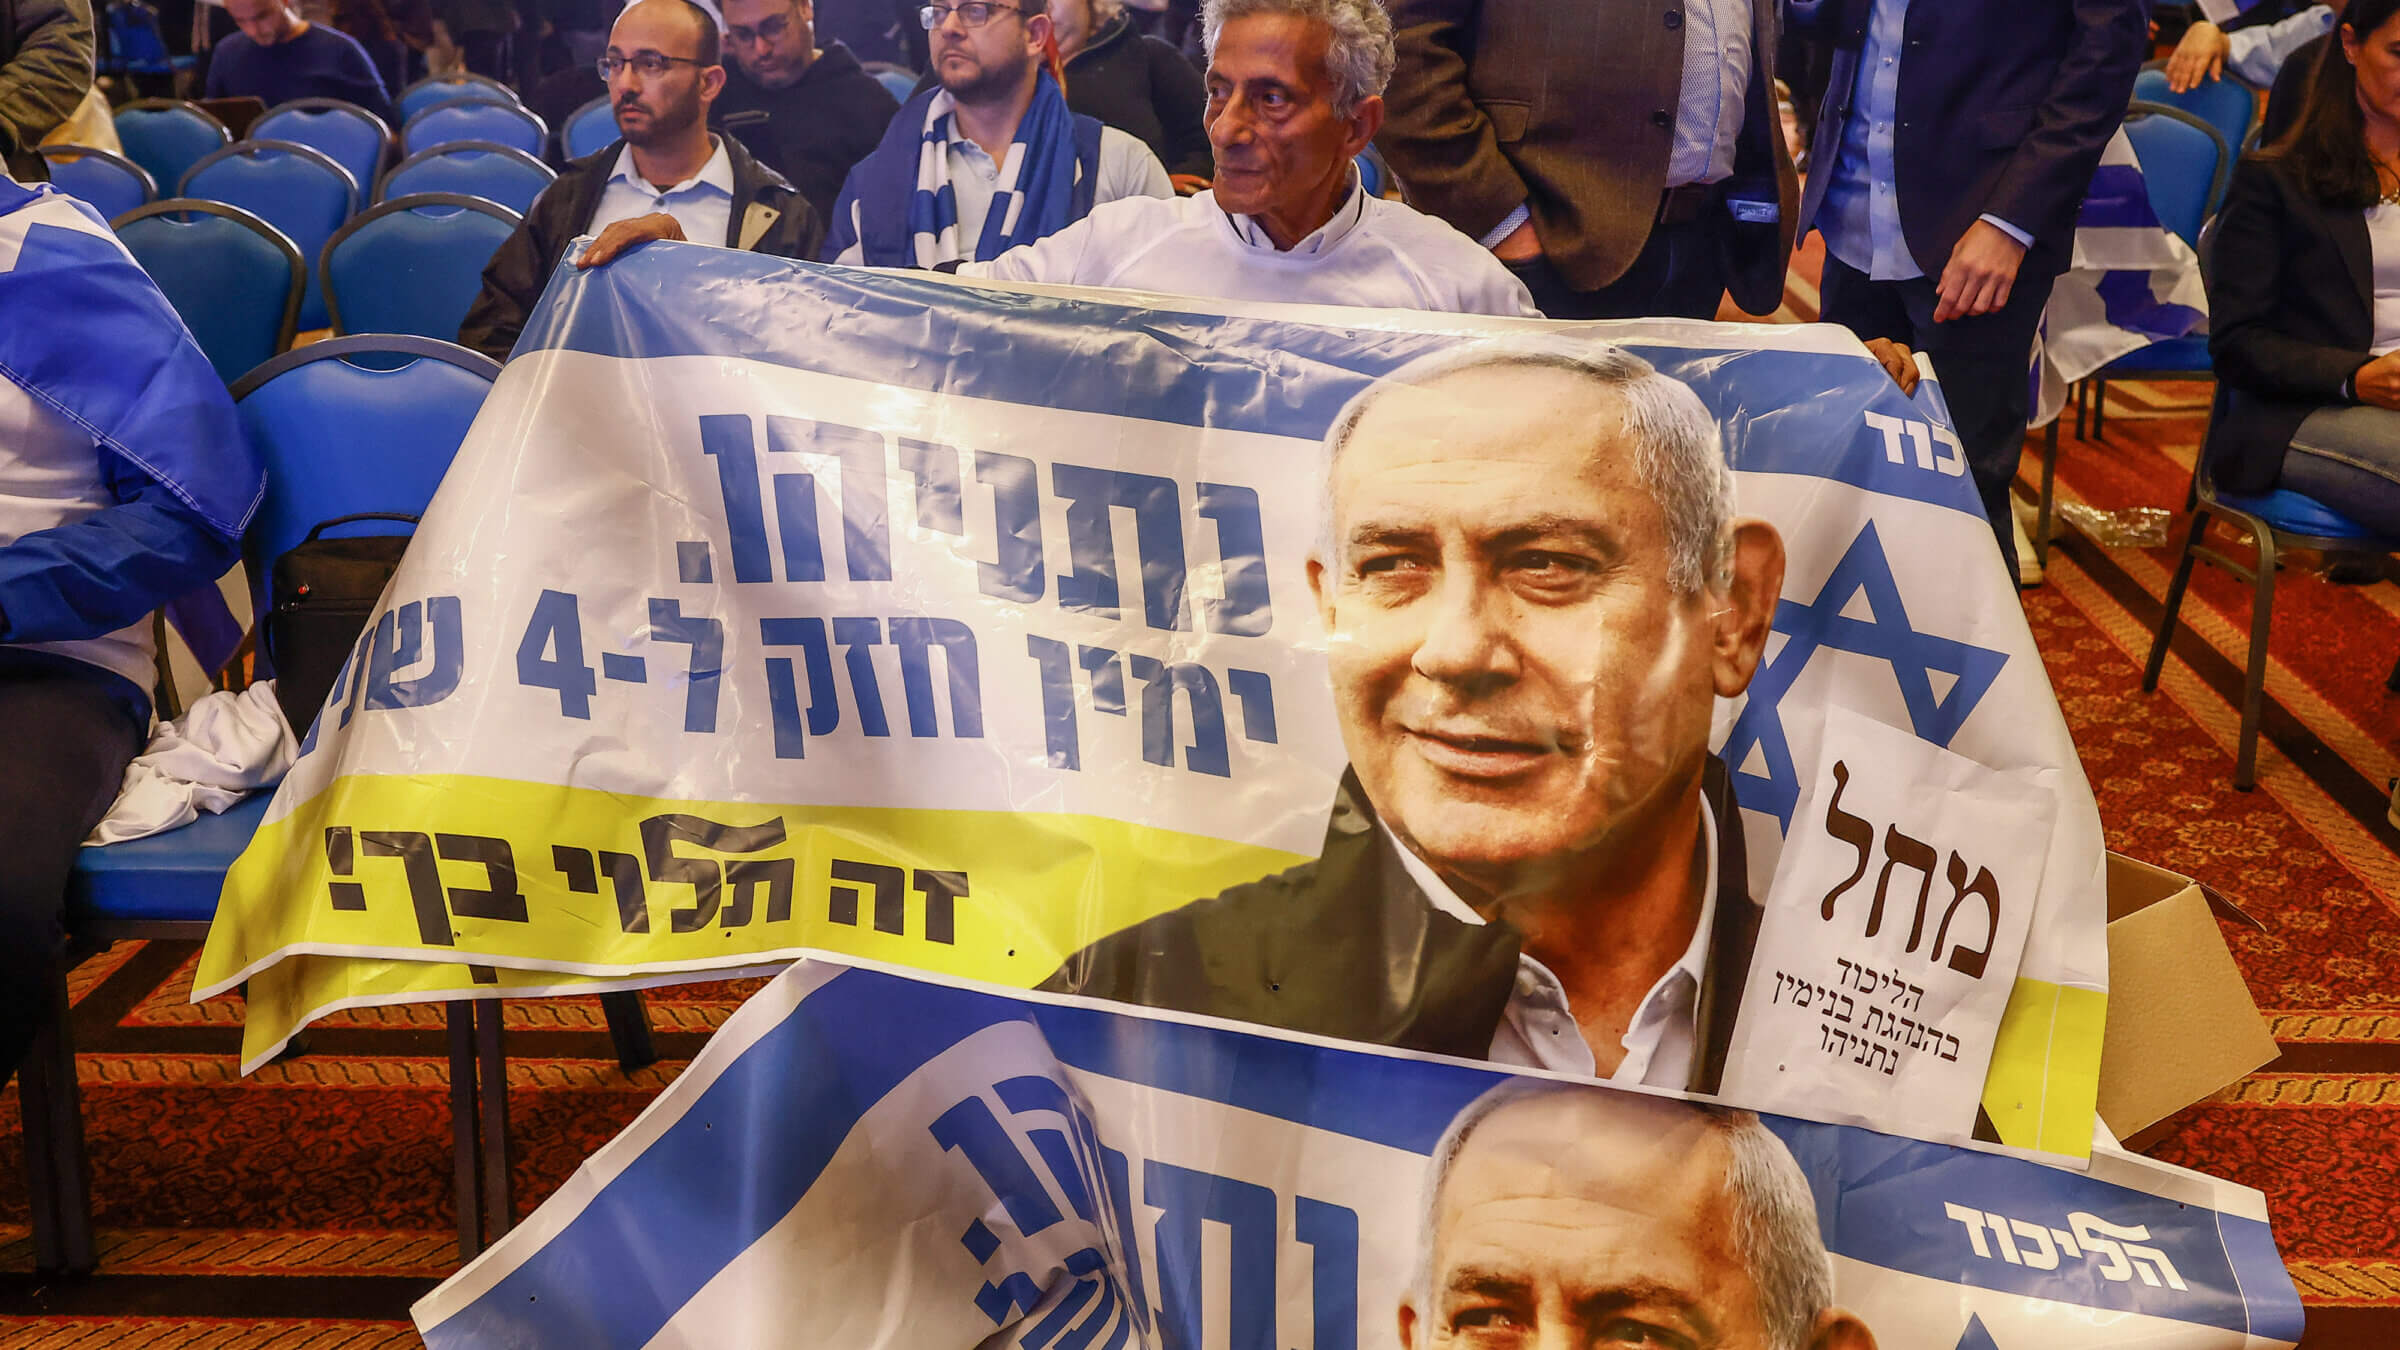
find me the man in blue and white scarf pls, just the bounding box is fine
[0,175,262,1087]
[825,0,1172,268]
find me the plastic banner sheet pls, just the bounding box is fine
[410,957,2304,1350]
[196,247,2108,1155]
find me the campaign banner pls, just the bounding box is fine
[410,957,2303,1350]
[195,247,2109,1155]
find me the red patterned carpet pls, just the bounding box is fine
[4,380,2397,1346]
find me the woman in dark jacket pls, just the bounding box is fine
[2207,0,2400,529]
[1052,0,1211,184]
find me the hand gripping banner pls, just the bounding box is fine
[198,245,2110,1156]
[409,957,2304,1349]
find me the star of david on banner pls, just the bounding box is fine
[1722,522,2010,829]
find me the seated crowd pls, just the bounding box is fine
[6,0,2400,1176]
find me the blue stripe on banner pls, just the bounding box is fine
[2219,1212,2309,1341]
[2079,164,2165,231]
[517,248,1991,522]
[2095,268,2206,343]
[1769,1121,2256,1335]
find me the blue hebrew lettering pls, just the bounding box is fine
[977,451,1045,603]
[900,437,965,534]
[364,596,463,710]
[761,617,839,759]
[1053,464,1189,631]
[832,616,891,736]
[647,598,723,733]
[1026,636,1080,770]
[1226,668,1277,744]
[1078,645,1125,715]
[889,617,984,738]
[698,414,772,583]
[1144,1161,1276,1350]
[1196,483,1272,636]
[1125,655,1231,778]
[768,416,892,582]
[1296,1197,1359,1350]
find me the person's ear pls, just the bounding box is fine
[1308,553,1336,635]
[699,61,727,103]
[1709,518,1785,699]
[1805,1307,1879,1350]
[1026,9,1052,53]
[1342,93,1384,160]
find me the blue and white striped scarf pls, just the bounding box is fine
[906,70,1082,268]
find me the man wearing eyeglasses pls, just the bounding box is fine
[458,0,825,361]
[711,0,902,220]
[822,0,1172,267]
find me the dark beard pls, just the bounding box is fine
[619,94,702,148]
[939,48,1030,107]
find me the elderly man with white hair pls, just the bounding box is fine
[962,0,1538,315]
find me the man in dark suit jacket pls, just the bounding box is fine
[1045,344,1787,1095]
[1792,0,2149,580]
[1373,0,1798,321]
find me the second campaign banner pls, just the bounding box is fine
[198,245,2109,1156]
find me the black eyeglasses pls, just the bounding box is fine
[726,12,793,46]
[918,2,1020,29]
[597,51,709,78]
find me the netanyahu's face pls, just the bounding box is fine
[1401,1094,1775,1349]
[1310,364,1723,887]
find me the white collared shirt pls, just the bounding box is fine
[1383,799,1721,1088]
[591,136,737,248]
[963,169,1540,317]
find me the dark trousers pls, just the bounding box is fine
[0,668,144,1087]
[1505,195,1733,321]
[1818,252,2058,578]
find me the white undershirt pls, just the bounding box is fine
[1381,799,1720,1088]
[2368,203,2400,356]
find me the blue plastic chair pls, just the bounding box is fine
[404,98,548,158]
[113,99,232,197]
[180,139,359,331]
[868,64,918,103]
[16,336,511,1277]
[2143,456,2399,789]
[2134,63,2257,173]
[112,199,304,381]
[322,192,521,339]
[251,99,394,207]
[375,140,555,213]
[562,94,617,161]
[397,72,520,123]
[37,145,157,220]
[101,0,196,78]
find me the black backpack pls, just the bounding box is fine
[264,513,415,735]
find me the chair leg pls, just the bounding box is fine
[2143,508,2207,692]
[476,999,513,1243]
[2074,379,2089,440]
[2092,377,2110,441]
[2037,415,2061,570]
[2387,649,2400,692]
[2236,529,2279,791]
[447,1000,481,1263]
[20,959,94,1277]
[599,990,657,1073]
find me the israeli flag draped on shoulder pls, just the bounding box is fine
[0,179,262,542]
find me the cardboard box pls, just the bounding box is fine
[2097,852,2280,1149]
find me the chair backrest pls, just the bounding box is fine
[404,98,549,158]
[562,95,617,161]
[2124,101,2230,248]
[180,139,359,331]
[2134,63,2257,180]
[397,73,520,123]
[228,335,500,616]
[112,199,304,382]
[375,140,555,212]
[105,0,177,74]
[251,99,393,206]
[870,66,917,104]
[113,100,232,195]
[38,146,158,221]
[322,193,522,339]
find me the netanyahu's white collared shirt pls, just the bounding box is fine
[1383,799,1721,1087]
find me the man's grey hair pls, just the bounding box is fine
[1410,1081,1833,1350]
[1200,0,1395,118]
[1319,342,1737,594]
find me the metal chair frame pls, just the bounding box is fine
[250,98,396,191]
[403,98,550,159]
[318,192,523,336]
[111,98,233,187]
[373,139,554,205]
[110,197,308,367]
[177,137,363,219]
[559,94,618,163]
[35,144,159,207]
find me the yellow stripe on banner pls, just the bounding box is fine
[1980,977,2108,1157]
[198,772,1306,1015]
